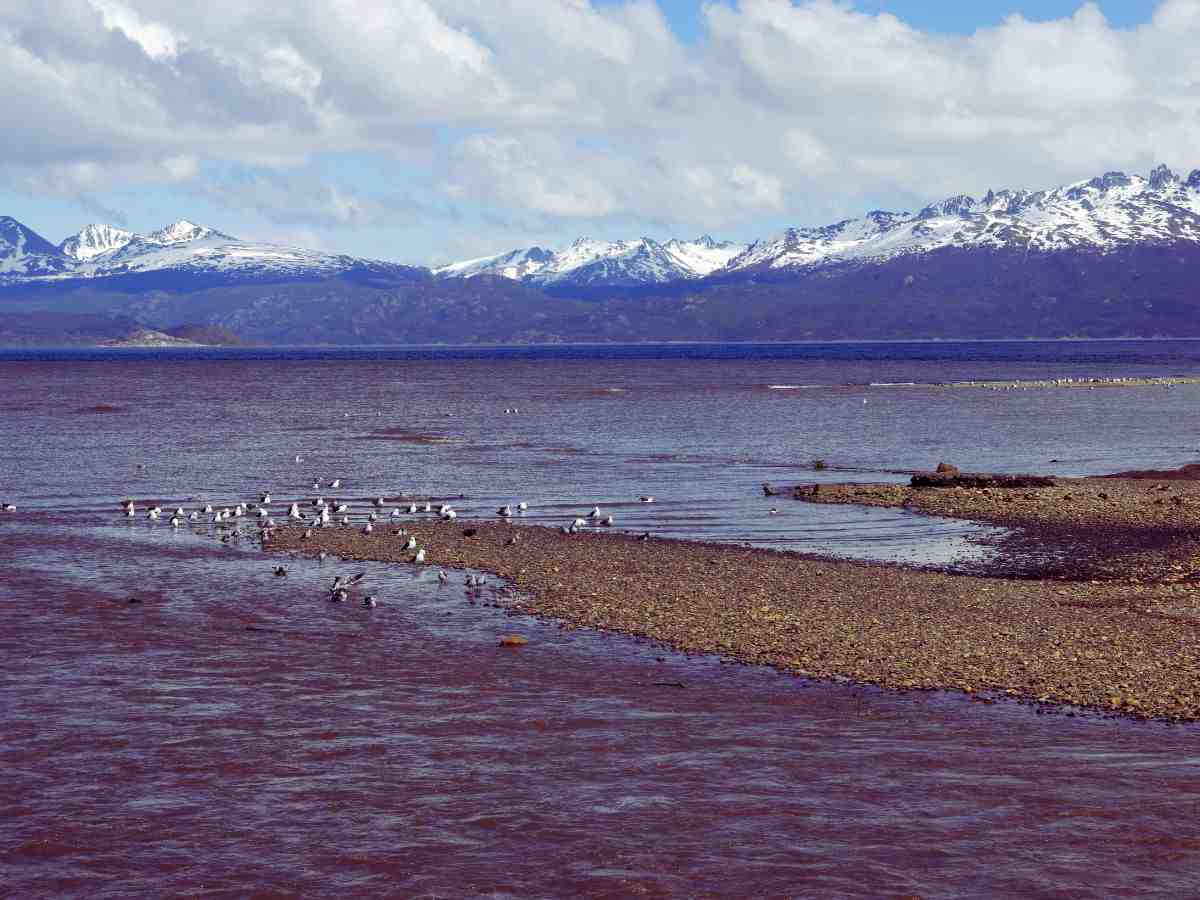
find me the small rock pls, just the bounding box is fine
[499,635,529,647]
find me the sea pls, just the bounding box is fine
[3,339,1200,898]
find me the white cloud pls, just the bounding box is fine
[196,169,391,228]
[450,134,618,218]
[90,0,180,59]
[730,163,784,211]
[162,154,198,180]
[781,129,834,175]
[4,0,1200,261]
[259,43,322,102]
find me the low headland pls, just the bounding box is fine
[269,464,1200,722]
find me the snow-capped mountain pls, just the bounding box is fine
[434,164,1200,287]
[70,219,359,281]
[722,164,1200,274]
[59,224,135,261]
[0,216,73,277]
[436,246,557,281]
[0,218,407,285]
[436,235,746,286]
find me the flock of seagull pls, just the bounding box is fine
[117,476,663,610]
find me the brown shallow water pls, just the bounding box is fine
[5,520,1200,898]
[4,347,1200,896]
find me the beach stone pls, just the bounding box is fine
[499,635,529,647]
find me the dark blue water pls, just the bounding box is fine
[3,340,1199,898]
[9,337,1200,365]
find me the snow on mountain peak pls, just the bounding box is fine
[60,223,135,260]
[436,234,750,287]
[148,219,227,244]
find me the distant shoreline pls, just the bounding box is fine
[5,334,1200,352]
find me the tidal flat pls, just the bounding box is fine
[270,471,1200,722]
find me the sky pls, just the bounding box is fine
[3,1,1198,267]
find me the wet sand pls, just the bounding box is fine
[800,472,1200,584]
[270,475,1200,721]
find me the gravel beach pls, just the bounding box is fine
[270,473,1200,721]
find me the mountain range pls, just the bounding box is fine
[434,235,745,286]
[2,163,1200,344]
[0,217,414,286]
[434,163,1200,287]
